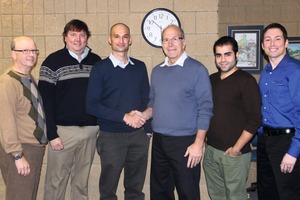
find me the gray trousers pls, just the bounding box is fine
[97,128,150,200]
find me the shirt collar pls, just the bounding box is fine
[160,52,188,67]
[265,53,290,72]
[109,53,134,69]
[67,46,90,62]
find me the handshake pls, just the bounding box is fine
[123,110,150,129]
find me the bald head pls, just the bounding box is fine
[11,36,36,51]
[110,23,130,36]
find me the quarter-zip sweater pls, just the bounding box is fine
[38,47,101,141]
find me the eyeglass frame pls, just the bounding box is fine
[161,36,184,44]
[12,49,39,54]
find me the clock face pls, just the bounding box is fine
[141,8,181,48]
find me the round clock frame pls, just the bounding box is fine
[141,8,181,48]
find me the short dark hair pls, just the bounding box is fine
[261,23,288,43]
[62,19,91,39]
[213,36,238,55]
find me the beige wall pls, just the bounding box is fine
[219,0,300,37]
[2,0,299,199]
[218,0,300,79]
[0,0,218,199]
[0,0,219,78]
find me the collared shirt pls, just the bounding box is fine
[259,53,300,158]
[160,52,188,67]
[67,47,90,62]
[109,53,134,69]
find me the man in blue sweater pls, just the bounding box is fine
[86,23,151,200]
[141,25,213,200]
[38,19,101,200]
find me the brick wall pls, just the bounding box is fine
[3,0,298,199]
[0,0,219,78]
[0,0,218,199]
[219,0,300,79]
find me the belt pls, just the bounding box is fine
[262,126,295,136]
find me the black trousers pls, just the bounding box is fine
[257,133,300,200]
[150,132,201,200]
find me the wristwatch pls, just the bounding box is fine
[13,152,23,160]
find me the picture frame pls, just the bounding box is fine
[228,25,264,74]
[287,37,300,61]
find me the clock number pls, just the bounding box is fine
[148,20,153,25]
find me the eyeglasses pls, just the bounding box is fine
[162,36,183,44]
[12,49,39,54]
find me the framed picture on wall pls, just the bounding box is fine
[287,37,300,61]
[228,25,264,74]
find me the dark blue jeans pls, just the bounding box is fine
[97,128,150,200]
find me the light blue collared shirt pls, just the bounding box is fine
[67,47,90,62]
[160,52,188,67]
[109,53,134,69]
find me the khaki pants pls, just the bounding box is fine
[203,145,251,200]
[0,143,45,200]
[44,125,99,200]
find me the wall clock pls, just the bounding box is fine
[141,8,181,48]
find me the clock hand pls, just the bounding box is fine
[152,20,162,32]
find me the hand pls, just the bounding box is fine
[123,111,146,128]
[224,147,241,157]
[184,142,203,168]
[50,137,64,151]
[15,157,30,176]
[280,153,297,174]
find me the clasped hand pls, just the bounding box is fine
[123,110,147,129]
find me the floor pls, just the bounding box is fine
[0,143,256,200]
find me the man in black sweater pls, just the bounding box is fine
[38,19,101,200]
[86,23,151,200]
[203,36,262,200]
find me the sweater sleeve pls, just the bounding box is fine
[0,76,23,153]
[38,62,59,141]
[241,75,262,134]
[86,62,126,122]
[140,62,152,133]
[195,66,213,131]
